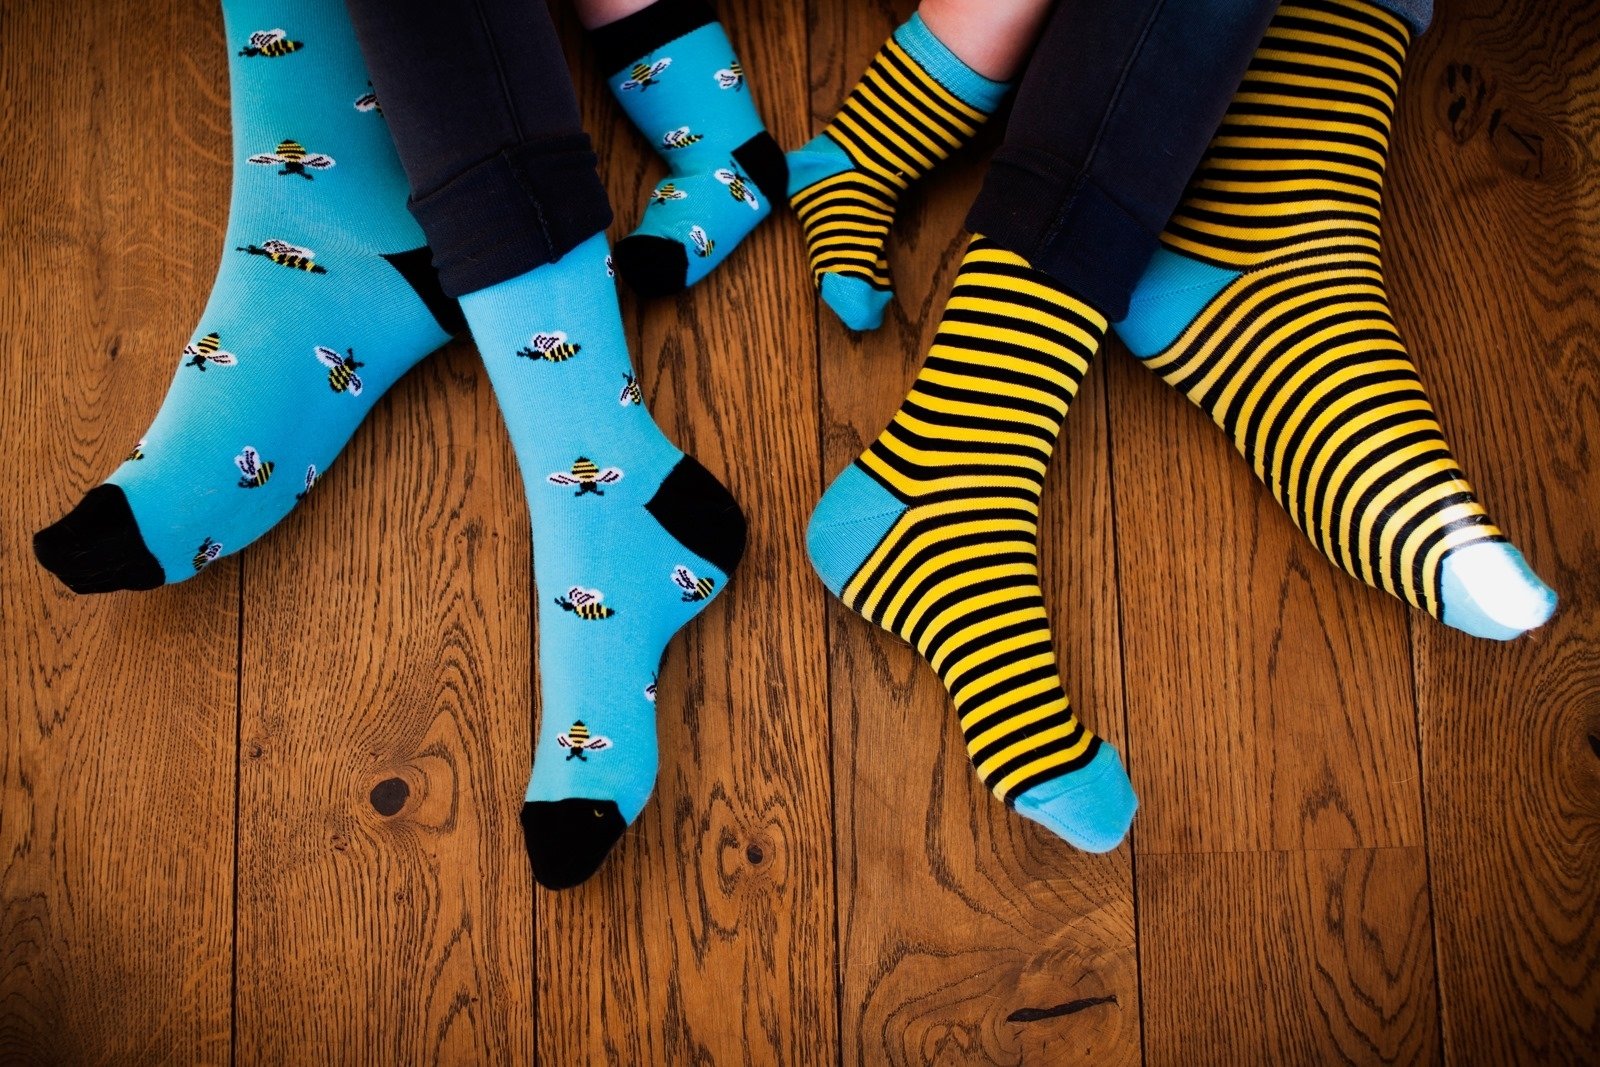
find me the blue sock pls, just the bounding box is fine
[594,0,786,296]
[34,0,460,593]
[459,233,746,889]
[786,14,1008,330]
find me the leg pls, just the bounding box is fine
[341,0,747,889]
[1116,0,1555,638]
[807,0,1278,848]
[33,0,463,594]
[583,0,786,296]
[786,1,1038,330]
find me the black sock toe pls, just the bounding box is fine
[521,798,627,890]
[614,234,689,298]
[34,485,165,594]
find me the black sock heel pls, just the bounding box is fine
[645,455,746,575]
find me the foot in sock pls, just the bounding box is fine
[787,14,1009,331]
[591,0,785,297]
[807,236,1135,850]
[33,0,460,594]
[461,233,745,889]
[1115,0,1556,639]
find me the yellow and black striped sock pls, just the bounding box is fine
[1117,0,1556,639]
[808,236,1136,850]
[786,15,1008,330]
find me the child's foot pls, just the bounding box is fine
[34,0,459,593]
[592,0,785,297]
[787,14,1008,331]
[1115,0,1556,638]
[808,236,1135,850]
[461,233,745,889]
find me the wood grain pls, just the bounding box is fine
[232,340,535,1064]
[814,4,1139,1065]
[0,3,238,1063]
[1391,3,1600,1059]
[3,0,1598,1063]
[1140,848,1439,1064]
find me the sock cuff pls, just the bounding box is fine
[893,13,1010,113]
[590,0,718,76]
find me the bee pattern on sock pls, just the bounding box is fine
[592,0,786,296]
[460,232,746,889]
[1115,0,1557,639]
[787,14,1009,331]
[34,0,462,593]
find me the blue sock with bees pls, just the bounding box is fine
[592,0,785,297]
[459,232,746,890]
[33,0,461,594]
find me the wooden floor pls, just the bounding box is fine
[4,0,1598,1062]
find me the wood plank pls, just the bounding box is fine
[0,2,237,1062]
[1139,848,1439,1064]
[814,3,1140,1064]
[231,338,535,1063]
[530,3,838,1063]
[1103,350,1426,855]
[1392,3,1600,1058]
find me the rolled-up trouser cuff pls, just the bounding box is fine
[408,133,613,298]
[966,146,1158,322]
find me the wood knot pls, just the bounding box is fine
[369,777,410,817]
[745,842,765,865]
[1006,994,1118,1023]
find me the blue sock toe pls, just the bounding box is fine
[1011,744,1137,853]
[819,274,892,332]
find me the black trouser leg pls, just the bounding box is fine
[342,0,613,297]
[965,0,1280,320]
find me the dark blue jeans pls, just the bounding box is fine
[966,0,1280,319]
[342,0,614,297]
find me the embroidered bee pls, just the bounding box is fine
[661,126,704,150]
[238,29,302,58]
[644,676,657,703]
[547,456,623,497]
[314,345,364,396]
[192,536,223,572]
[714,167,760,210]
[247,139,335,180]
[714,63,744,90]
[688,225,714,258]
[237,238,326,273]
[354,87,381,113]
[619,372,643,406]
[517,331,581,362]
[650,182,688,205]
[183,332,237,371]
[621,58,671,91]
[555,586,614,620]
[126,438,146,461]
[557,720,612,761]
[234,446,273,489]
[296,463,318,501]
[672,564,715,603]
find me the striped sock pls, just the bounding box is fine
[807,236,1136,851]
[787,15,1008,331]
[1117,0,1557,639]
